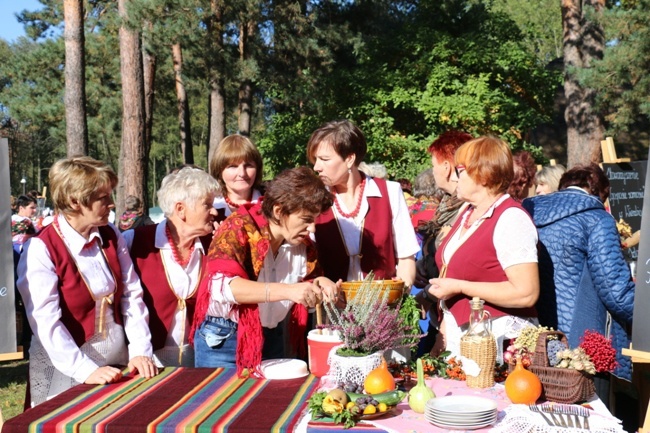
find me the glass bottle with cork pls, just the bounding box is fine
[460,297,496,388]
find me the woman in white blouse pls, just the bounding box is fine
[306,119,419,287]
[17,156,157,407]
[124,167,220,367]
[191,167,340,374]
[426,136,540,362]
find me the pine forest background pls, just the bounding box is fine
[1,0,649,213]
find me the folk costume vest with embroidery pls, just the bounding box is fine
[191,201,321,376]
[435,197,537,326]
[314,177,396,281]
[36,223,124,347]
[130,224,210,351]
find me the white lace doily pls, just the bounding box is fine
[443,309,538,364]
[327,350,383,387]
[490,404,625,433]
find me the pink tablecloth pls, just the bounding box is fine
[304,377,509,433]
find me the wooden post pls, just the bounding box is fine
[623,348,650,432]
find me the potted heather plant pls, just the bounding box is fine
[321,272,420,387]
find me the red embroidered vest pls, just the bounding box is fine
[314,177,396,281]
[435,197,537,326]
[130,224,210,351]
[37,223,124,347]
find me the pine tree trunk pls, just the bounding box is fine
[172,43,193,165]
[117,0,147,217]
[142,24,156,211]
[63,0,88,156]
[207,0,226,169]
[237,21,254,136]
[562,0,605,167]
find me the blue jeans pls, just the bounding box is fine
[194,316,237,368]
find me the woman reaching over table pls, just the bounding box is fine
[427,136,539,362]
[191,166,340,374]
[17,156,157,407]
[209,134,263,224]
[306,119,420,287]
[124,167,220,367]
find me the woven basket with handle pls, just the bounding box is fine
[528,331,596,404]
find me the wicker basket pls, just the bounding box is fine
[340,280,405,305]
[527,331,596,404]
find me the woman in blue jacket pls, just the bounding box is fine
[523,163,634,387]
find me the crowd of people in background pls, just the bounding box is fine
[9,121,634,415]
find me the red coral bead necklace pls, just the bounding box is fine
[225,195,251,209]
[333,176,366,219]
[165,223,194,268]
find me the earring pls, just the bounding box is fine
[347,167,352,174]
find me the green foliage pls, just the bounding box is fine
[579,0,650,132]
[0,360,28,420]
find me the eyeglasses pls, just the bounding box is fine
[455,165,466,177]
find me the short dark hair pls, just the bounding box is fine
[559,163,610,203]
[17,195,37,209]
[261,166,333,224]
[306,119,366,166]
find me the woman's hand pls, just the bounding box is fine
[127,356,159,379]
[290,282,321,308]
[427,277,462,301]
[84,365,123,384]
[313,277,342,303]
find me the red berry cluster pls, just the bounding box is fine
[579,330,617,373]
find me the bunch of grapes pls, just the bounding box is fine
[514,326,553,353]
[337,381,364,394]
[546,339,567,366]
[353,395,379,413]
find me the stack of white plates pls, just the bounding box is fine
[425,395,498,430]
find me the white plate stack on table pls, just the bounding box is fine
[425,395,498,430]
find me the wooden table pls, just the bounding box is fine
[2,367,318,433]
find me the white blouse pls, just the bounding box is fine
[207,241,309,328]
[17,215,153,384]
[123,220,205,347]
[442,194,538,268]
[331,177,420,281]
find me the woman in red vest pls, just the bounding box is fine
[306,120,420,287]
[191,167,340,375]
[17,156,158,407]
[426,136,540,363]
[124,167,220,367]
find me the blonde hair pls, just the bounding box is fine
[208,134,263,192]
[49,156,118,215]
[455,136,513,194]
[157,167,220,217]
[535,164,566,193]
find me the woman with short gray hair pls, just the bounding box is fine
[124,166,221,367]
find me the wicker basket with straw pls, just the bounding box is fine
[340,279,405,305]
[528,331,596,404]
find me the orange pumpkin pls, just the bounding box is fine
[505,357,542,404]
[364,357,395,394]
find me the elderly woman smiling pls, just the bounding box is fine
[124,167,220,367]
[427,136,540,362]
[17,156,157,407]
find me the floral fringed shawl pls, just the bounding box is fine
[191,201,322,376]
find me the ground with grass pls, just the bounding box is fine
[0,360,27,420]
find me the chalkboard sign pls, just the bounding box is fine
[0,138,18,357]
[602,161,647,262]
[631,157,650,352]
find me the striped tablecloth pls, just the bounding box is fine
[3,367,319,433]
